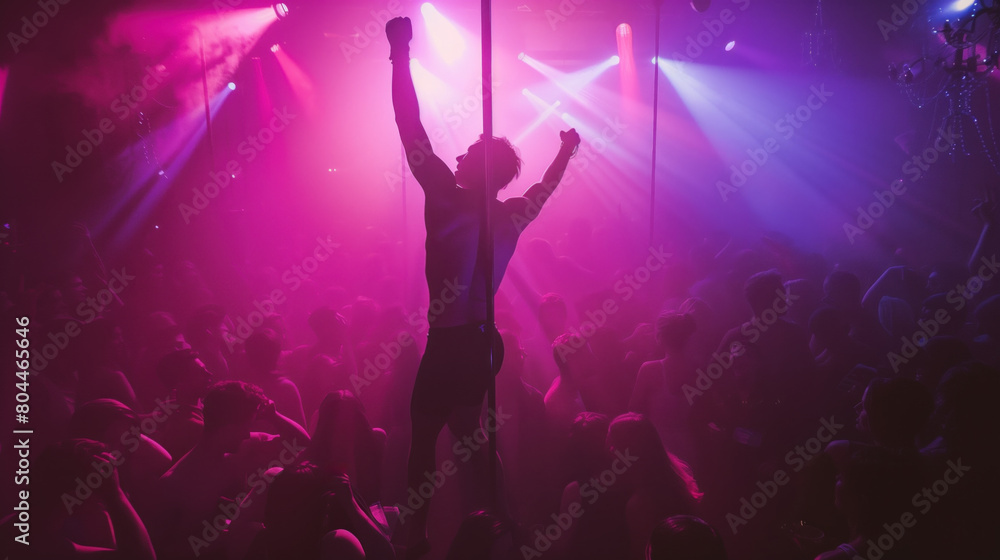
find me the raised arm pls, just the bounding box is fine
[386,17,451,186]
[506,129,581,225]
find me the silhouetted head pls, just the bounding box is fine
[744,270,785,316]
[308,306,347,346]
[309,391,372,462]
[35,439,112,523]
[856,377,933,447]
[823,270,862,310]
[444,511,513,560]
[607,413,702,503]
[265,462,337,560]
[185,304,227,346]
[647,515,727,560]
[454,135,522,194]
[567,412,611,481]
[71,398,138,444]
[655,313,696,354]
[245,328,282,374]
[202,381,267,452]
[156,348,214,395]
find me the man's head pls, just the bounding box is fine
[744,269,785,317]
[157,348,214,397]
[455,135,522,193]
[202,381,267,452]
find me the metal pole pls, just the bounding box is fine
[650,2,662,245]
[481,0,497,513]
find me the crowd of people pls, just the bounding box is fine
[2,218,999,560]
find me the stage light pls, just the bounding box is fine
[522,87,530,95]
[270,44,280,53]
[950,0,976,11]
[691,0,711,13]
[420,3,466,65]
[227,82,236,90]
[617,23,631,38]
[518,52,526,61]
[611,55,620,65]
[274,3,289,19]
[725,40,736,51]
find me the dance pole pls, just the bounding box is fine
[481,0,498,511]
[650,1,663,245]
[401,145,408,303]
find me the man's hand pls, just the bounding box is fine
[560,128,581,156]
[386,17,412,54]
[560,128,581,148]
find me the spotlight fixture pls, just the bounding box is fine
[274,3,289,20]
[270,44,280,53]
[227,82,236,90]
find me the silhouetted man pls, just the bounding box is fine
[386,15,581,554]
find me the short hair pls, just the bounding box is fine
[466,135,523,191]
[202,381,267,432]
[744,270,784,315]
[71,399,138,440]
[824,270,861,303]
[245,328,282,372]
[655,313,696,350]
[307,307,346,340]
[156,348,201,388]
